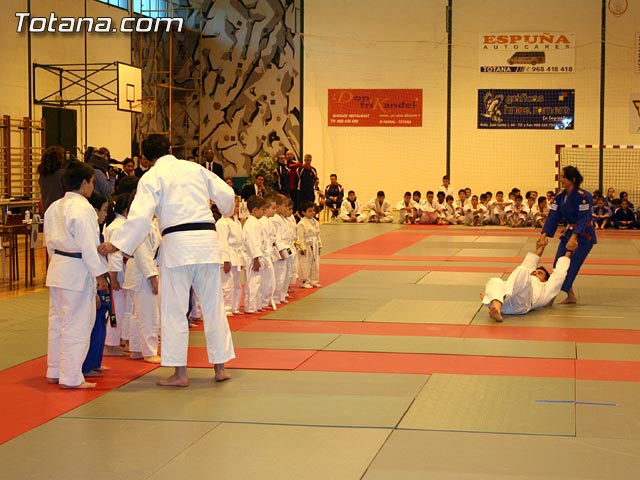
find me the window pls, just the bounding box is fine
[133,0,172,18]
[96,0,128,10]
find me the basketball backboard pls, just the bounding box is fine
[117,62,142,113]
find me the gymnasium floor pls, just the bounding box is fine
[2,223,640,479]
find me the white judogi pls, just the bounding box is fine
[438,202,457,224]
[122,219,161,358]
[271,214,291,303]
[297,216,322,286]
[488,199,511,225]
[482,253,571,315]
[339,199,366,222]
[104,213,130,346]
[534,204,549,227]
[464,203,487,225]
[109,154,235,367]
[242,215,265,313]
[506,202,530,226]
[285,214,299,286]
[217,216,243,314]
[417,199,438,224]
[366,198,393,223]
[437,184,455,198]
[258,216,276,309]
[45,192,109,386]
[527,201,539,226]
[396,199,418,223]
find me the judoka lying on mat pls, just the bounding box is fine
[480,236,574,322]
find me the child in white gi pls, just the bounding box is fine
[259,196,278,310]
[271,194,293,303]
[340,190,366,222]
[243,195,267,313]
[417,191,439,225]
[297,201,322,288]
[488,190,510,226]
[397,191,418,224]
[285,198,299,289]
[506,194,529,227]
[367,191,394,223]
[464,195,487,226]
[123,214,161,363]
[217,198,243,315]
[438,195,458,225]
[45,161,109,389]
[103,193,131,356]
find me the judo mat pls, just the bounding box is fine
[3,224,640,479]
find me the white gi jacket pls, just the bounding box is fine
[366,198,393,219]
[340,199,364,217]
[44,192,109,291]
[271,214,291,257]
[122,219,161,292]
[110,154,235,267]
[242,215,265,263]
[217,216,243,267]
[296,217,322,253]
[104,213,126,279]
[259,216,279,263]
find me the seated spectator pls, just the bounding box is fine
[612,199,635,229]
[592,197,612,230]
[241,174,268,200]
[417,191,438,224]
[620,192,634,211]
[437,194,458,225]
[224,177,239,195]
[453,189,468,223]
[313,178,325,217]
[506,194,529,227]
[488,190,509,226]
[366,191,393,223]
[397,191,418,224]
[464,195,486,226]
[604,187,616,207]
[339,190,366,223]
[324,174,344,220]
[533,196,549,228]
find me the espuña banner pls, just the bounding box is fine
[480,32,575,73]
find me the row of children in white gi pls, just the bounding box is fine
[223,193,322,315]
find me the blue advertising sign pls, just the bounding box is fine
[478,89,574,129]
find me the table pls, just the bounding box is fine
[0,199,39,224]
[0,223,36,286]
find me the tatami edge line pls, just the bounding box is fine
[392,427,577,438]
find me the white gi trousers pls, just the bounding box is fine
[127,293,140,353]
[131,280,159,357]
[160,263,234,366]
[273,258,288,302]
[482,266,532,315]
[47,276,95,386]
[244,257,262,313]
[221,265,242,313]
[260,257,275,309]
[299,240,320,285]
[105,278,128,346]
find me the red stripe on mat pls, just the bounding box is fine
[577,359,640,382]
[0,356,158,445]
[295,350,576,378]
[186,347,317,370]
[323,253,640,266]
[331,231,431,256]
[242,320,640,346]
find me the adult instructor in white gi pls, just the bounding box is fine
[99,134,235,386]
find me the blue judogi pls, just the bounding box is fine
[542,188,597,292]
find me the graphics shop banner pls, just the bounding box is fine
[479,32,575,73]
[328,89,422,127]
[478,89,575,129]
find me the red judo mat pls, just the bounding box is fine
[0,356,158,445]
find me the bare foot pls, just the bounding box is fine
[489,300,503,322]
[214,364,232,382]
[46,377,59,384]
[129,352,144,360]
[558,295,577,304]
[157,374,189,387]
[96,365,110,371]
[144,355,161,364]
[60,381,96,389]
[84,370,103,377]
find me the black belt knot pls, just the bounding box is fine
[161,222,216,236]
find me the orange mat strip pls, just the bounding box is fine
[0,356,158,445]
[186,347,317,371]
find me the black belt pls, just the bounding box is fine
[161,222,216,237]
[54,249,82,259]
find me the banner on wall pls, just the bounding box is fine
[328,89,422,127]
[480,32,575,73]
[478,89,575,129]
[631,94,640,134]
